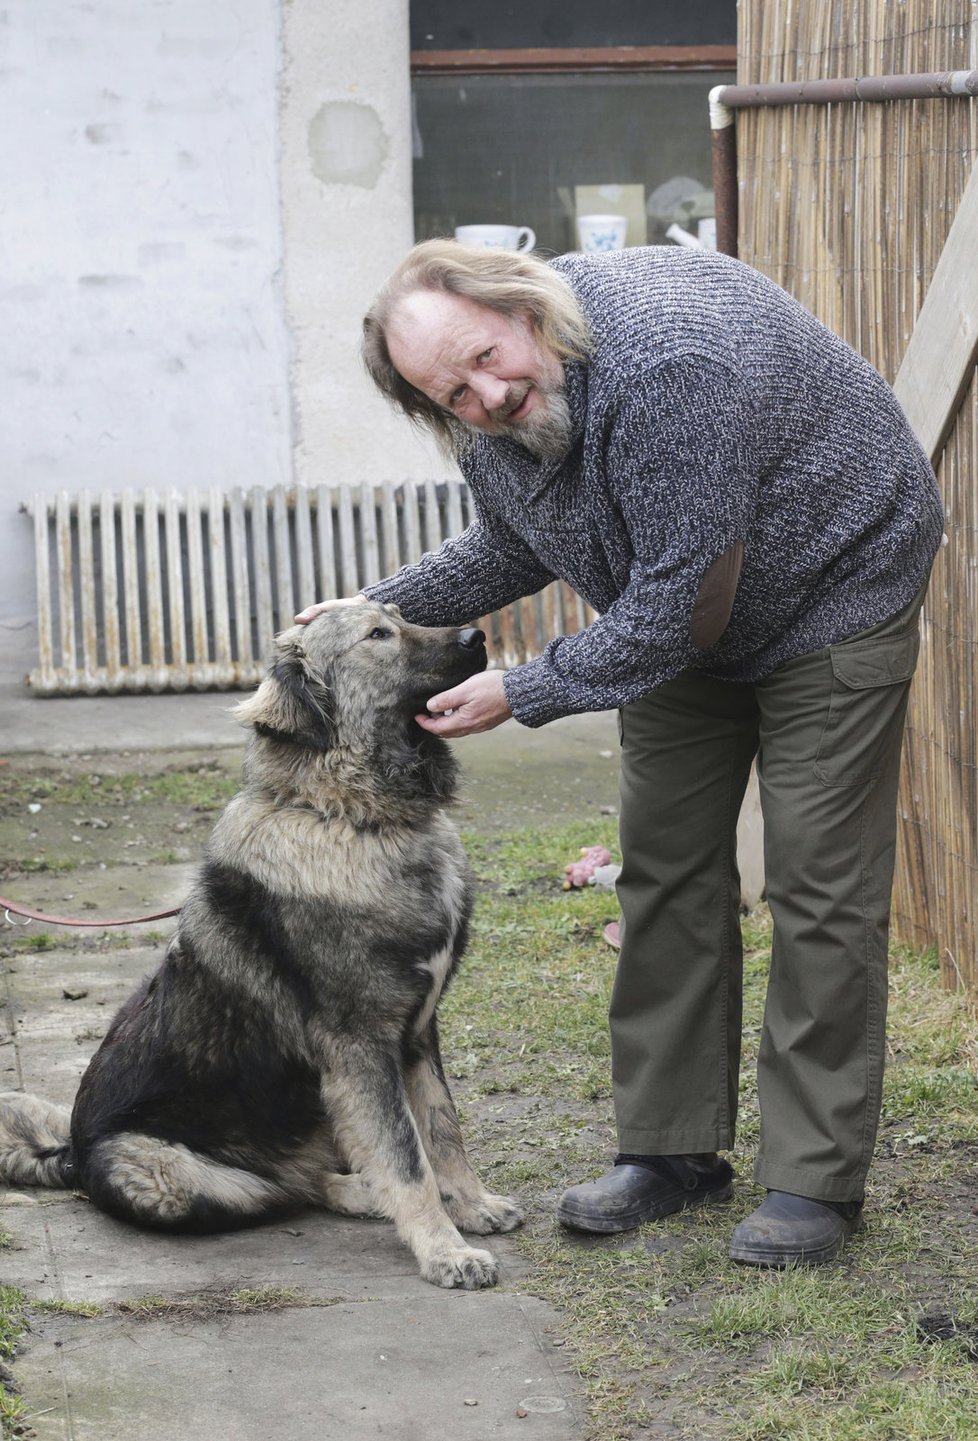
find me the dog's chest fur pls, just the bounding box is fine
[198,797,474,1036]
[213,797,469,923]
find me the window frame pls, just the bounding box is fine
[411,46,737,76]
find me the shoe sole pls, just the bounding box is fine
[729,1216,862,1268]
[728,1236,843,1267]
[557,1180,733,1235]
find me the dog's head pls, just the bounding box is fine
[234,603,488,756]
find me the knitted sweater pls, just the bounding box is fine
[365,247,944,727]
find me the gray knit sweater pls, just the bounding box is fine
[365,247,944,727]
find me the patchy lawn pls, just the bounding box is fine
[444,819,978,1441]
[1,760,976,1440]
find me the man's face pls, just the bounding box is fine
[386,290,570,456]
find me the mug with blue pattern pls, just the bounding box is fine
[577,214,628,252]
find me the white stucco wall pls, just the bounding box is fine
[279,0,448,493]
[0,0,293,677]
[0,0,449,680]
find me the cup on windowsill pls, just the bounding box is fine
[577,214,628,252]
[454,224,536,252]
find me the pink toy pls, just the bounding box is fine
[562,845,613,889]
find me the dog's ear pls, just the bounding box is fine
[233,641,337,751]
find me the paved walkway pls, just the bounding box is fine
[0,679,247,756]
[1,682,621,1439]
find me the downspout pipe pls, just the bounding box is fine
[708,68,978,257]
[709,86,738,257]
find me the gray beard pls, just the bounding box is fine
[453,370,574,462]
[503,384,574,459]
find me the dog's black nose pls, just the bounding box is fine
[458,627,486,649]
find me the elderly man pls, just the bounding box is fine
[297,239,943,1266]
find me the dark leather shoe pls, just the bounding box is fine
[729,1190,863,1267]
[557,1154,734,1234]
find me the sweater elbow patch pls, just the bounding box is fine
[690,541,744,649]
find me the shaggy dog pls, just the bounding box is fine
[0,604,522,1290]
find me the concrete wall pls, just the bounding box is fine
[280,0,447,492]
[0,0,442,681]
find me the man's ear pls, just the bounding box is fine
[233,644,337,750]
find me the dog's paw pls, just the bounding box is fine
[422,1244,498,1290]
[446,1192,524,1235]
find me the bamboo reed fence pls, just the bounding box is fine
[735,2,978,991]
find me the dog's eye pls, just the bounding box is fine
[367,627,392,640]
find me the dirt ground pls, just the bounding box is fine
[3,737,978,1440]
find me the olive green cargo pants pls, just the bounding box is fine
[611,588,927,1203]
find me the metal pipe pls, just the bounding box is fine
[708,68,978,258]
[715,68,978,116]
[709,85,739,257]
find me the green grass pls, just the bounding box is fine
[32,1299,103,1319]
[0,1385,29,1441]
[1,764,237,814]
[441,821,978,1441]
[0,1290,26,1366]
[0,1287,28,1440]
[453,818,619,1104]
[3,856,79,877]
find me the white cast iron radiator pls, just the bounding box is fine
[24,483,594,696]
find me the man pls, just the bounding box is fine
[297,239,943,1266]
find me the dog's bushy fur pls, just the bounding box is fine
[0,604,521,1289]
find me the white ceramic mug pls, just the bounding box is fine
[454,224,536,252]
[577,214,628,253]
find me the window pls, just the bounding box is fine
[411,2,736,256]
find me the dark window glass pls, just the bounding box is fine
[412,70,735,256]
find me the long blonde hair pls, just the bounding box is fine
[361,239,593,456]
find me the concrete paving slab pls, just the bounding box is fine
[3,943,166,1100]
[15,1293,576,1441]
[0,1190,531,1302]
[0,684,241,756]
[3,883,194,937]
[0,866,196,926]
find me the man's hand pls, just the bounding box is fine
[415,669,512,737]
[294,595,367,624]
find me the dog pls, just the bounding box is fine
[0,603,522,1289]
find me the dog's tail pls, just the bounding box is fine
[0,1092,74,1189]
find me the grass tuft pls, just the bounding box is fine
[115,1286,320,1321]
[31,1300,103,1319]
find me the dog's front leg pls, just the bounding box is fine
[319,1040,499,1290]
[405,1020,523,1236]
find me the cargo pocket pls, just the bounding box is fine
[814,629,920,787]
